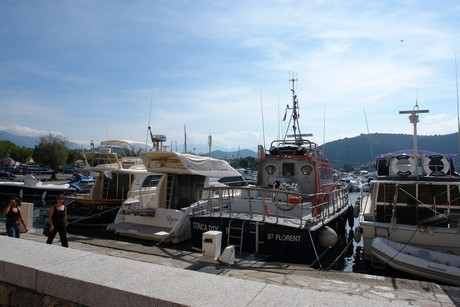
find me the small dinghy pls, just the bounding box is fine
[371,237,460,286]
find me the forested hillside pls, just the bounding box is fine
[322,133,459,170]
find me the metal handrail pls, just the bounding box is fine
[192,184,349,225]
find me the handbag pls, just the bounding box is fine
[43,223,51,237]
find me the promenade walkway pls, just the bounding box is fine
[1,227,459,306]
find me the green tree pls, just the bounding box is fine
[10,146,33,163]
[0,140,16,160]
[0,141,33,165]
[66,149,83,165]
[33,133,69,180]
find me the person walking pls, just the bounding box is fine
[46,193,69,247]
[3,196,28,238]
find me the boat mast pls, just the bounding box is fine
[284,78,313,145]
[399,102,429,168]
[285,78,302,144]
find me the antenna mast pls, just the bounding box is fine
[285,77,301,141]
[146,91,154,149]
[184,125,187,153]
[455,53,460,155]
[399,102,429,167]
[260,91,266,149]
[364,108,375,162]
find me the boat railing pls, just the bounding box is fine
[312,185,349,221]
[191,184,349,226]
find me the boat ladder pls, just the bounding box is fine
[166,175,175,209]
[227,219,246,254]
[103,178,111,199]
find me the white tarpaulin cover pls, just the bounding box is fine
[141,152,240,178]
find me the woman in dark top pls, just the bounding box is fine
[3,196,28,238]
[46,193,69,247]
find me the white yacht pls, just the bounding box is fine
[107,151,247,244]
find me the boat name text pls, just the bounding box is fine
[267,234,302,242]
[192,222,220,232]
[167,215,179,224]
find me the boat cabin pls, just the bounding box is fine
[366,152,460,228]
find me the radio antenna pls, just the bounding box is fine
[260,91,266,149]
[455,53,460,155]
[146,91,154,148]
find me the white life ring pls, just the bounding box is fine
[423,155,450,176]
[390,155,416,176]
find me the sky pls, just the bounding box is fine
[1,1,460,154]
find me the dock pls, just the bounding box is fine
[1,226,459,306]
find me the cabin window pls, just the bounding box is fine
[265,165,276,175]
[301,165,313,175]
[419,185,448,206]
[377,183,417,204]
[218,176,248,187]
[282,163,295,176]
[142,175,162,188]
[450,185,460,206]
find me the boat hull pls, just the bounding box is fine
[371,237,460,286]
[0,183,75,199]
[108,207,191,244]
[66,198,122,228]
[190,214,347,266]
[360,221,460,261]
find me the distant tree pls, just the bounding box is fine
[0,140,16,160]
[342,162,353,172]
[10,146,33,164]
[66,149,83,165]
[33,133,69,180]
[0,141,33,164]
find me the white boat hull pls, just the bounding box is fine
[108,207,191,244]
[360,221,460,260]
[371,237,460,286]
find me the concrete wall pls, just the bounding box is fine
[0,236,366,307]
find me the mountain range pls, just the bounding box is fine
[1,130,458,168]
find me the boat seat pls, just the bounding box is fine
[419,249,432,262]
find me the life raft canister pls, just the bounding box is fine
[423,154,450,176]
[390,155,416,176]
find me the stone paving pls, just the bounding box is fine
[3,227,460,306]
